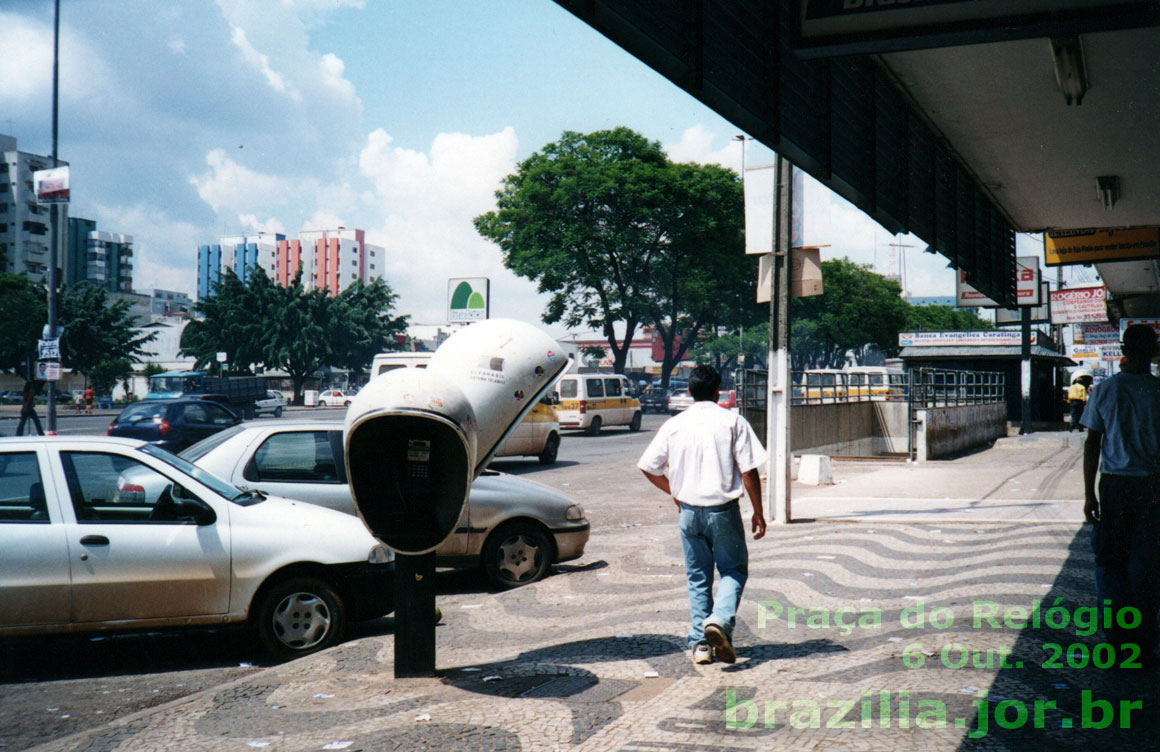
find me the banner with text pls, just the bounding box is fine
[1049,286,1107,325]
[1045,227,1159,266]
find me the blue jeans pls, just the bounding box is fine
[1091,473,1160,654]
[679,499,748,649]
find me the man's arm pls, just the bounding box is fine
[742,468,766,539]
[641,470,679,510]
[1083,429,1102,523]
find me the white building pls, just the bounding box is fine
[0,134,68,285]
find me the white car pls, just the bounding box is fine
[182,422,590,589]
[255,389,287,418]
[0,436,394,660]
[317,390,351,407]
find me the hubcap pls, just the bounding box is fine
[272,592,331,650]
[497,535,542,582]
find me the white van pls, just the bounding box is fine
[367,351,562,464]
[554,373,642,435]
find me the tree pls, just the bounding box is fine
[261,271,332,405]
[790,258,909,369]
[0,274,47,376]
[180,268,270,373]
[690,329,769,374]
[905,304,994,331]
[325,279,409,379]
[476,127,755,386]
[60,282,156,386]
[88,357,132,397]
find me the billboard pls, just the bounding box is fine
[899,330,1025,348]
[33,166,70,204]
[995,282,1050,325]
[1049,286,1106,325]
[447,278,489,323]
[1075,323,1119,346]
[1045,228,1159,266]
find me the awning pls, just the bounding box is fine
[898,346,1076,366]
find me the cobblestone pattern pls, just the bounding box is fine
[32,521,1158,751]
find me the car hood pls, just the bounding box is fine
[233,493,380,552]
[472,471,577,510]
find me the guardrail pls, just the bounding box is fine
[908,368,1005,408]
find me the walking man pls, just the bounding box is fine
[1082,324,1160,667]
[638,365,767,665]
[1067,372,1090,432]
[15,381,44,436]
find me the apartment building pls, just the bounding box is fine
[0,134,69,285]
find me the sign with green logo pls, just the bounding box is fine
[448,277,489,323]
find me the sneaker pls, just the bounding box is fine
[692,643,713,665]
[704,623,735,663]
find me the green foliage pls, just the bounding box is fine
[475,127,755,386]
[60,282,157,383]
[0,274,47,375]
[905,304,993,331]
[690,329,769,372]
[180,267,408,403]
[790,258,909,369]
[143,362,166,378]
[88,357,132,396]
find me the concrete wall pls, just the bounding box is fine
[790,401,909,457]
[916,403,1008,461]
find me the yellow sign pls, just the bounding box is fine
[1045,227,1159,266]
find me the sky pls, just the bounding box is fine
[1,0,1095,336]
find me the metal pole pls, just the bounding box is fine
[393,552,437,677]
[1020,305,1032,434]
[46,0,61,434]
[768,157,792,524]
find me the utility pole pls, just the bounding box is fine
[768,156,793,524]
[46,0,61,434]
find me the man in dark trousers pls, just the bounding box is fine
[1082,324,1160,667]
[16,381,43,436]
[638,365,767,665]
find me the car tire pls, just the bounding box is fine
[629,412,642,432]
[318,400,327,408]
[482,521,552,590]
[254,576,346,661]
[344,400,351,407]
[585,416,602,436]
[273,406,283,418]
[538,433,560,465]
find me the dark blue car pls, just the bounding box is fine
[108,398,242,451]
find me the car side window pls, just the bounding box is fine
[587,379,604,398]
[183,403,208,423]
[559,381,577,399]
[604,378,622,397]
[61,452,198,523]
[0,452,49,523]
[250,432,340,483]
[203,403,236,425]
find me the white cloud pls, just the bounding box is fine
[190,149,289,215]
[238,214,286,235]
[0,12,118,105]
[230,25,301,101]
[665,124,743,168]
[168,38,187,55]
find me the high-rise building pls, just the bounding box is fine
[66,217,133,292]
[279,227,383,296]
[198,227,382,299]
[0,134,69,285]
[197,231,284,299]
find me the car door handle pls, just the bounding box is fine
[80,535,109,546]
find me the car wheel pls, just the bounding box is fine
[629,412,642,432]
[254,576,345,661]
[273,406,283,418]
[482,522,552,590]
[538,433,560,465]
[344,400,351,407]
[585,416,602,436]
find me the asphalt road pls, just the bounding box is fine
[0,409,670,750]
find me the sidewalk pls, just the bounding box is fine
[29,433,1157,751]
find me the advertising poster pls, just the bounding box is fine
[1049,286,1107,325]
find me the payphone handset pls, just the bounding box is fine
[343,319,571,555]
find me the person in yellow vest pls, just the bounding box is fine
[1068,371,1091,432]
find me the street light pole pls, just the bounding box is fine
[46,0,61,434]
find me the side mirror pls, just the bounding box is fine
[344,319,572,554]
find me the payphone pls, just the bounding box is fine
[343,319,572,675]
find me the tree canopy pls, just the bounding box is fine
[475,127,756,387]
[790,258,909,369]
[0,273,47,375]
[180,268,408,403]
[60,282,157,385]
[905,303,994,331]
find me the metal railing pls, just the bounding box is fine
[908,368,1005,408]
[790,370,909,406]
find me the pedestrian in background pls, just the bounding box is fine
[84,385,95,415]
[638,364,767,665]
[15,381,43,436]
[1067,372,1090,432]
[1081,324,1160,668]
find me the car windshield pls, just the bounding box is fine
[180,423,248,462]
[141,443,248,502]
[116,402,167,424]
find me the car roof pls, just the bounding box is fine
[0,435,148,448]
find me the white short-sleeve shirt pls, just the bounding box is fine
[637,401,768,506]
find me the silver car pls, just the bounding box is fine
[181,422,590,589]
[0,436,394,660]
